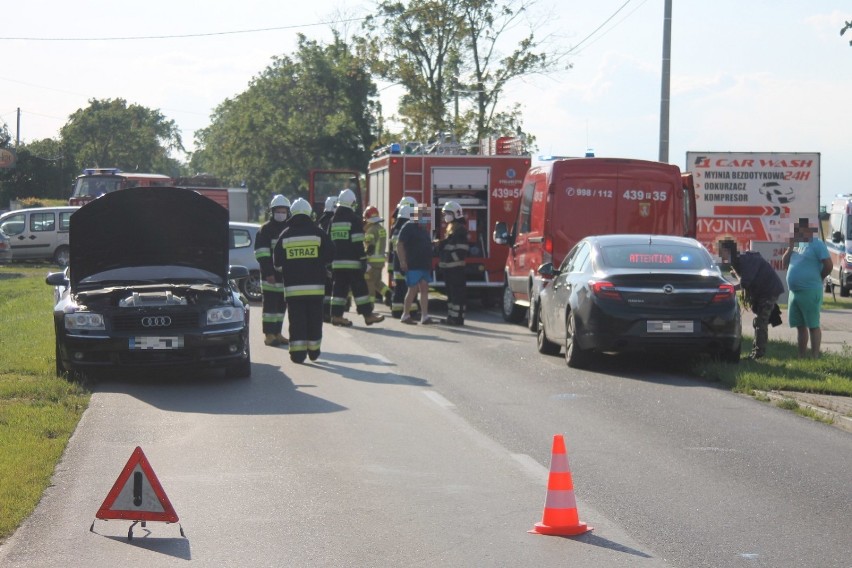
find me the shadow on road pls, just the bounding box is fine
[91,362,348,416]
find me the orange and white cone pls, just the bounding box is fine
[529,434,592,536]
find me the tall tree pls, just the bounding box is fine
[60,98,184,174]
[192,33,378,210]
[361,0,556,146]
[0,138,76,205]
[362,0,464,140]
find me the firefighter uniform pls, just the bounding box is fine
[317,198,336,322]
[363,207,391,304]
[273,199,334,363]
[329,190,384,327]
[255,198,290,344]
[437,202,470,325]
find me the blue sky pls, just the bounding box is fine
[2,1,850,208]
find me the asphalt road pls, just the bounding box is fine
[0,300,850,567]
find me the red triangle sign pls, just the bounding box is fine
[96,446,179,523]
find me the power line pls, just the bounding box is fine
[569,0,649,56]
[0,17,365,42]
[566,0,634,56]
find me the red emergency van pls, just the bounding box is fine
[494,157,697,326]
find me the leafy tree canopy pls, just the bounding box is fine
[192,33,378,209]
[60,98,184,176]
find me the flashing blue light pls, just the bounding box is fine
[389,143,401,154]
[584,148,595,158]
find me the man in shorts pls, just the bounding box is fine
[395,205,437,325]
[782,218,833,358]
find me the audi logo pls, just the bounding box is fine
[662,284,675,294]
[141,316,172,328]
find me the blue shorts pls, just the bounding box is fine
[405,269,432,287]
[788,288,823,328]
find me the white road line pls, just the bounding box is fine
[421,390,455,409]
[367,352,392,365]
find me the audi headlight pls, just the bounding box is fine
[206,306,244,325]
[65,312,105,330]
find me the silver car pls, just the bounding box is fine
[0,206,79,266]
[229,222,262,302]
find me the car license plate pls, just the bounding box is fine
[129,336,184,350]
[646,320,693,333]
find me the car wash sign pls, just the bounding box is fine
[686,152,820,255]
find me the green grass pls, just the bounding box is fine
[0,265,90,540]
[693,337,852,397]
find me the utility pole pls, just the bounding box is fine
[16,108,21,147]
[658,0,672,163]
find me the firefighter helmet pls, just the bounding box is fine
[363,205,382,223]
[441,200,463,220]
[397,196,417,209]
[323,196,337,212]
[397,205,413,220]
[270,194,291,210]
[337,188,357,209]
[290,198,312,217]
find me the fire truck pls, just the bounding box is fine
[68,169,249,221]
[367,136,532,304]
[68,168,171,206]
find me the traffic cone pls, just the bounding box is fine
[529,434,592,536]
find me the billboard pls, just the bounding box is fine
[0,148,15,169]
[686,152,820,256]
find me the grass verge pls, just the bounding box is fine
[693,337,852,397]
[0,265,90,541]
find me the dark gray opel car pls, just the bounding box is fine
[47,186,251,379]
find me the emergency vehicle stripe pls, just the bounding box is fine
[255,246,271,259]
[284,284,325,297]
[289,341,308,352]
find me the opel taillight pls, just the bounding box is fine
[712,283,736,303]
[590,280,622,300]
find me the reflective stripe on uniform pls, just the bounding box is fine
[332,260,363,270]
[261,281,285,292]
[255,246,271,260]
[262,313,285,323]
[354,294,372,306]
[284,284,325,298]
[289,340,308,353]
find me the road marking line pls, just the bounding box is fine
[421,390,455,409]
[367,352,392,364]
[511,453,549,484]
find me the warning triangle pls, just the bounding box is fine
[96,446,179,523]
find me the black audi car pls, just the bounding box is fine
[536,234,741,368]
[47,186,251,379]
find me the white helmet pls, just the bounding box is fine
[323,196,337,212]
[397,205,413,220]
[270,194,291,209]
[337,188,357,210]
[397,196,417,209]
[290,198,312,217]
[442,200,463,220]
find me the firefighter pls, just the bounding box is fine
[363,205,392,306]
[389,204,415,318]
[255,194,291,346]
[329,188,384,327]
[436,200,469,326]
[317,196,337,322]
[273,198,334,363]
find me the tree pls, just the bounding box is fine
[361,0,558,145]
[842,20,852,46]
[60,98,184,175]
[192,34,378,210]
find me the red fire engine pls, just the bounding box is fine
[367,136,531,304]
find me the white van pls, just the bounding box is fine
[0,206,79,266]
[826,195,852,297]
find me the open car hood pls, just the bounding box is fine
[69,186,229,290]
